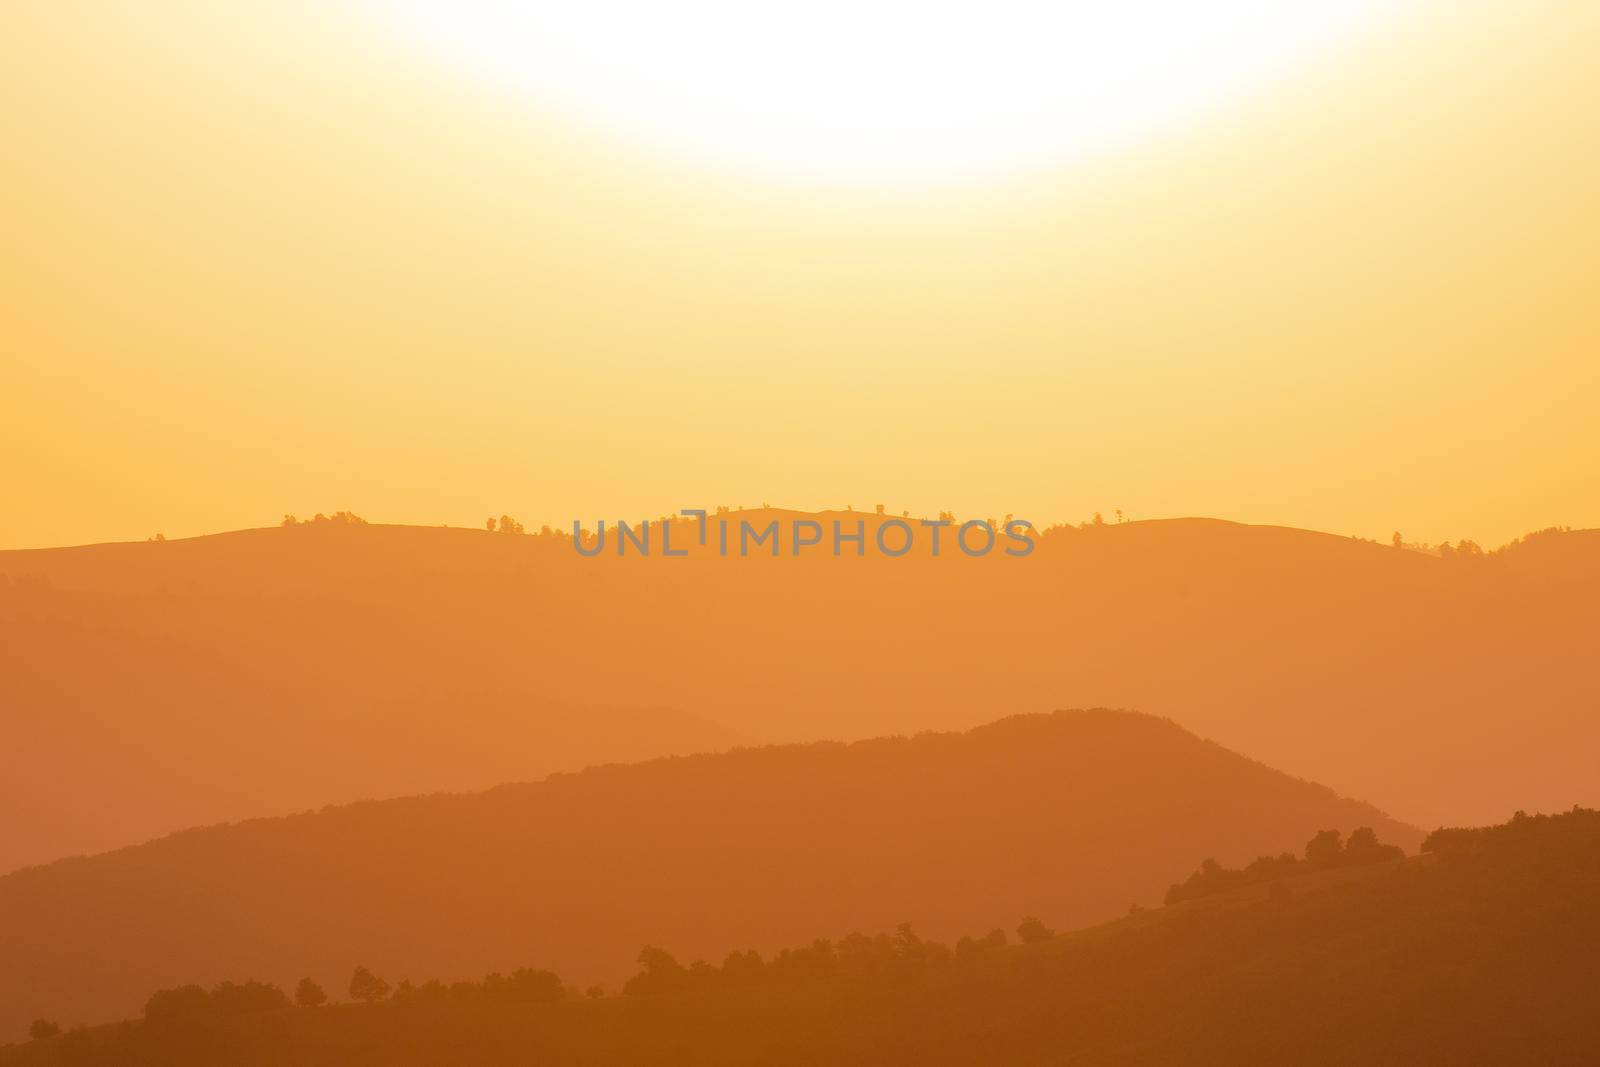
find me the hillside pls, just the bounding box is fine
[7,809,1596,1066]
[0,709,1416,1038]
[2,514,1596,869]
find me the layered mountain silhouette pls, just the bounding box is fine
[9,808,1596,1066]
[2,513,1595,870]
[0,709,1414,1038]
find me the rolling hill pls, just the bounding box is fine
[2,513,1595,870]
[6,808,1595,1065]
[0,709,1416,1038]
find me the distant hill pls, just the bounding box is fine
[8,808,1596,1066]
[2,513,1596,868]
[0,709,1415,1038]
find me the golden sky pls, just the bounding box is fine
[3,0,1597,550]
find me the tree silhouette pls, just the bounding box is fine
[624,946,688,995]
[28,1019,61,1041]
[295,977,328,1008]
[1304,829,1345,868]
[144,985,211,1022]
[348,965,391,1004]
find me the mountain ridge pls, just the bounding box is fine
[4,512,1595,872]
[0,708,1418,1037]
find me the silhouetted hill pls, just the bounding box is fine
[2,514,1595,867]
[0,709,1415,1038]
[8,808,1595,1066]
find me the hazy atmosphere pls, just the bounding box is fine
[5,1,1598,550]
[5,2,1600,1064]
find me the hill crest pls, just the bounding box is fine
[0,708,1417,1037]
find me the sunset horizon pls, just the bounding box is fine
[7,1,1600,554]
[5,1,1600,1062]
[8,504,1587,556]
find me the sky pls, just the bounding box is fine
[3,0,1597,550]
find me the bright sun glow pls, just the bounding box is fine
[372,1,1392,182]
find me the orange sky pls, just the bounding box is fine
[3,0,1597,551]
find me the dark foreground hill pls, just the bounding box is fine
[7,809,1597,1066]
[4,515,1596,869]
[0,710,1415,1038]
